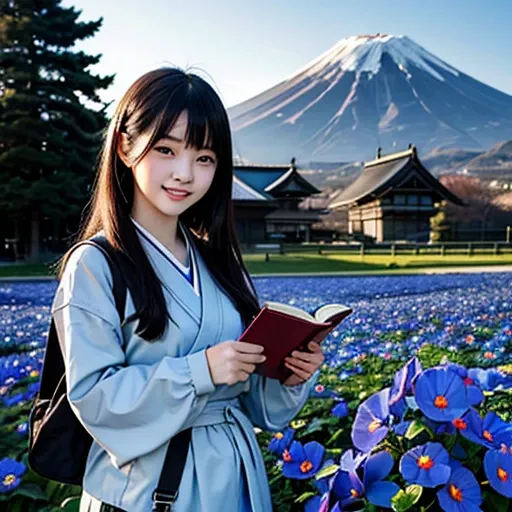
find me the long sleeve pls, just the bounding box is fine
[239,373,318,432]
[52,244,215,467]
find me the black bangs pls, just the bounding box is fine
[150,72,229,162]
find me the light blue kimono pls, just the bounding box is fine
[52,223,314,512]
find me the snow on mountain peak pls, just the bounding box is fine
[228,33,512,164]
[300,34,459,82]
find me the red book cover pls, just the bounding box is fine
[238,304,353,381]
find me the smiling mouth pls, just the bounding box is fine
[162,186,191,197]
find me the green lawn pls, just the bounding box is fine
[0,262,59,278]
[243,252,512,275]
[2,252,512,278]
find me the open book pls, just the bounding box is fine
[238,302,353,381]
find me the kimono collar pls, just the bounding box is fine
[130,216,190,273]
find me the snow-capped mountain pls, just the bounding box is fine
[228,34,512,164]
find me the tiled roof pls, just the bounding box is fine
[232,175,268,201]
[233,163,319,197]
[330,147,464,208]
[234,167,290,195]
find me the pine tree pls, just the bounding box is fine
[0,0,114,261]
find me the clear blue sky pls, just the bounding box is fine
[63,0,512,109]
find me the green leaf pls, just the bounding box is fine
[404,420,426,440]
[325,428,345,446]
[391,485,423,512]
[482,489,510,512]
[294,491,317,504]
[315,464,339,480]
[10,482,48,501]
[404,485,422,505]
[303,417,332,435]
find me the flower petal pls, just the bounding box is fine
[484,449,512,498]
[364,450,394,487]
[351,389,390,452]
[332,470,364,504]
[304,441,326,473]
[366,481,401,508]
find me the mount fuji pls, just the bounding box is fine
[228,34,512,164]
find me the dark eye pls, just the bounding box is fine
[155,146,174,156]
[198,155,216,164]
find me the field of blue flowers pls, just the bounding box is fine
[1,273,511,511]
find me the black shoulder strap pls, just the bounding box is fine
[83,236,127,323]
[38,237,127,401]
[152,429,192,510]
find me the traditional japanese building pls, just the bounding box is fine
[329,145,464,242]
[232,159,321,244]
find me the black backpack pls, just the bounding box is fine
[27,236,191,511]
[28,236,128,484]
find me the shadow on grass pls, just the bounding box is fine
[244,255,390,274]
[243,253,512,275]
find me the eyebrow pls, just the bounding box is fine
[160,135,183,143]
[159,134,214,151]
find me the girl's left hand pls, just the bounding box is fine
[283,341,325,386]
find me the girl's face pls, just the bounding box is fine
[127,111,217,221]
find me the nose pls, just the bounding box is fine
[171,154,193,183]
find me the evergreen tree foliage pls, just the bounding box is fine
[0,0,114,260]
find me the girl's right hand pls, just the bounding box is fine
[206,341,266,386]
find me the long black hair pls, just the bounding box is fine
[58,67,260,340]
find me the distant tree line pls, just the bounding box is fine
[430,176,512,242]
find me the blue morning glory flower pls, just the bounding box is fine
[330,451,399,509]
[351,388,390,453]
[444,363,484,407]
[483,449,512,498]
[400,442,451,488]
[282,441,325,480]
[415,367,469,422]
[468,367,512,391]
[331,399,348,418]
[449,408,481,438]
[0,457,26,493]
[437,466,482,512]
[268,427,294,456]
[363,451,400,508]
[331,469,365,507]
[459,410,512,450]
[389,356,422,406]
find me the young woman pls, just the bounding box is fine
[52,67,325,512]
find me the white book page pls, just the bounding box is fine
[314,304,351,323]
[264,301,316,322]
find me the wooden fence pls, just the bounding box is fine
[243,241,512,257]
